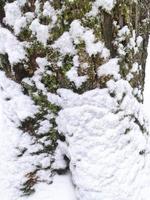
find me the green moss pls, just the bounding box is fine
[42,74,59,93]
[115,1,133,26]
[39,15,52,25]
[27,41,47,58]
[18,27,32,41]
[82,16,102,41]
[48,0,92,44]
[62,0,92,23]
[51,0,62,9]
[0,54,11,76]
[119,62,129,78]
[61,55,73,74]
[49,13,70,44]
[47,49,60,63]
[49,24,66,43]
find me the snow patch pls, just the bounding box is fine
[43,1,57,25]
[144,38,150,122]
[52,32,76,55]
[30,19,49,45]
[53,20,110,58]
[57,80,149,200]
[97,58,120,79]
[22,174,76,200]
[88,0,116,16]
[0,71,37,200]
[0,27,26,64]
[4,1,27,35]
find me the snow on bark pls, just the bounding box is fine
[0,0,149,199]
[4,1,27,35]
[0,70,76,200]
[57,79,150,200]
[0,27,26,64]
[97,58,120,80]
[0,71,37,200]
[30,19,49,45]
[88,0,116,16]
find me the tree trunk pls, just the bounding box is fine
[0,0,150,199]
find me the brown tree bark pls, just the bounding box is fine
[0,0,149,197]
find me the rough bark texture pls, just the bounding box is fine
[0,0,149,196]
[0,1,149,91]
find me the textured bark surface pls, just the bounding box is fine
[0,1,149,93]
[0,0,149,197]
[101,0,149,99]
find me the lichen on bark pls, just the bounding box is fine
[0,0,149,196]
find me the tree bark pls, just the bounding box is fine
[0,0,150,198]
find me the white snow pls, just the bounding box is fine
[22,174,76,200]
[37,120,52,135]
[66,55,88,88]
[23,57,52,93]
[70,20,84,44]
[0,1,150,200]
[52,32,76,55]
[88,0,116,16]
[0,70,76,200]
[30,19,49,45]
[4,1,27,35]
[0,27,26,64]
[17,0,27,6]
[144,38,150,123]
[136,36,143,47]
[52,141,68,170]
[97,58,120,80]
[0,71,37,200]
[35,0,41,15]
[82,29,108,57]
[66,67,88,88]
[53,20,110,58]
[43,1,57,25]
[56,78,150,200]
[36,57,49,69]
[70,20,110,58]
[4,1,22,27]
[117,26,130,41]
[131,62,139,73]
[14,17,27,35]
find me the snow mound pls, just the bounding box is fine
[0,70,77,200]
[0,71,37,200]
[57,80,150,200]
